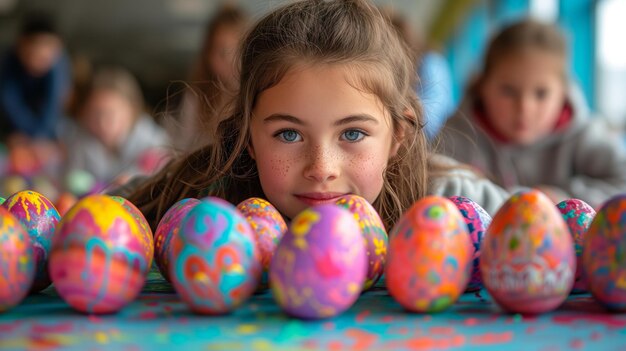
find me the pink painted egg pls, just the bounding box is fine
[449,196,491,293]
[0,207,35,312]
[557,199,595,294]
[386,196,472,313]
[49,195,152,314]
[335,194,387,291]
[236,197,286,269]
[270,205,366,319]
[170,197,261,314]
[481,190,575,314]
[236,197,287,289]
[2,190,60,292]
[154,198,201,282]
[110,196,154,268]
[583,194,626,310]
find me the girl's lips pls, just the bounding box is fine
[295,192,346,206]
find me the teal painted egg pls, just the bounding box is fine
[170,197,261,314]
[2,190,60,292]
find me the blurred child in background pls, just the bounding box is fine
[0,13,70,175]
[438,19,626,208]
[166,4,248,152]
[62,66,171,190]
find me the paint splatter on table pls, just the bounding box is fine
[2,268,626,351]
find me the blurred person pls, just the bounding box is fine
[438,19,626,208]
[165,4,248,152]
[62,66,171,189]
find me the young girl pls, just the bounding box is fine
[123,0,509,231]
[437,19,626,208]
[166,4,248,152]
[63,66,170,188]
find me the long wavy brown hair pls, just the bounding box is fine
[128,0,431,231]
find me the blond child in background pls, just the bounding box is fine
[63,66,170,188]
[438,19,626,208]
[117,0,509,231]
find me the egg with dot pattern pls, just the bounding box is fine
[335,194,387,290]
[556,199,595,294]
[583,194,626,310]
[154,198,201,282]
[270,205,366,319]
[481,190,575,314]
[49,195,152,314]
[0,207,35,312]
[2,190,60,292]
[169,197,261,314]
[386,196,472,313]
[449,196,491,292]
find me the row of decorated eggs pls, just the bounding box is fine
[2,188,624,319]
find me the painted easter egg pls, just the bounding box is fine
[386,196,472,313]
[270,205,366,319]
[170,197,261,314]
[2,190,60,292]
[583,194,626,310]
[335,194,387,291]
[154,198,201,282]
[237,197,287,289]
[481,190,575,314]
[557,199,595,294]
[49,195,152,314]
[110,196,154,267]
[0,207,35,312]
[0,197,5,205]
[449,196,491,293]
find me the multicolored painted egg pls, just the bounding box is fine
[335,194,387,291]
[2,190,60,292]
[110,196,154,267]
[481,190,575,314]
[49,195,152,314]
[583,194,626,310]
[236,198,287,267]
[557,199,595,294]
[270,205,366,319]
[170,197,261,314]
[237,197,287,290]
[449,196,491,293]
[154,198,201,282]
[386,196,472,313]
[0,207,35,312]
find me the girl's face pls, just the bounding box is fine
[81,89,135,151]
[249,65,400,219]
[480,49,566,145]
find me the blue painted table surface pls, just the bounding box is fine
[2,268,626,351]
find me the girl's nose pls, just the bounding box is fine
[303,145,340,183]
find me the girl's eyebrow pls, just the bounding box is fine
[263,113,379,126]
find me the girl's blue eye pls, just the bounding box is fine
[276,130,302,142]
[342,129,366,142]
